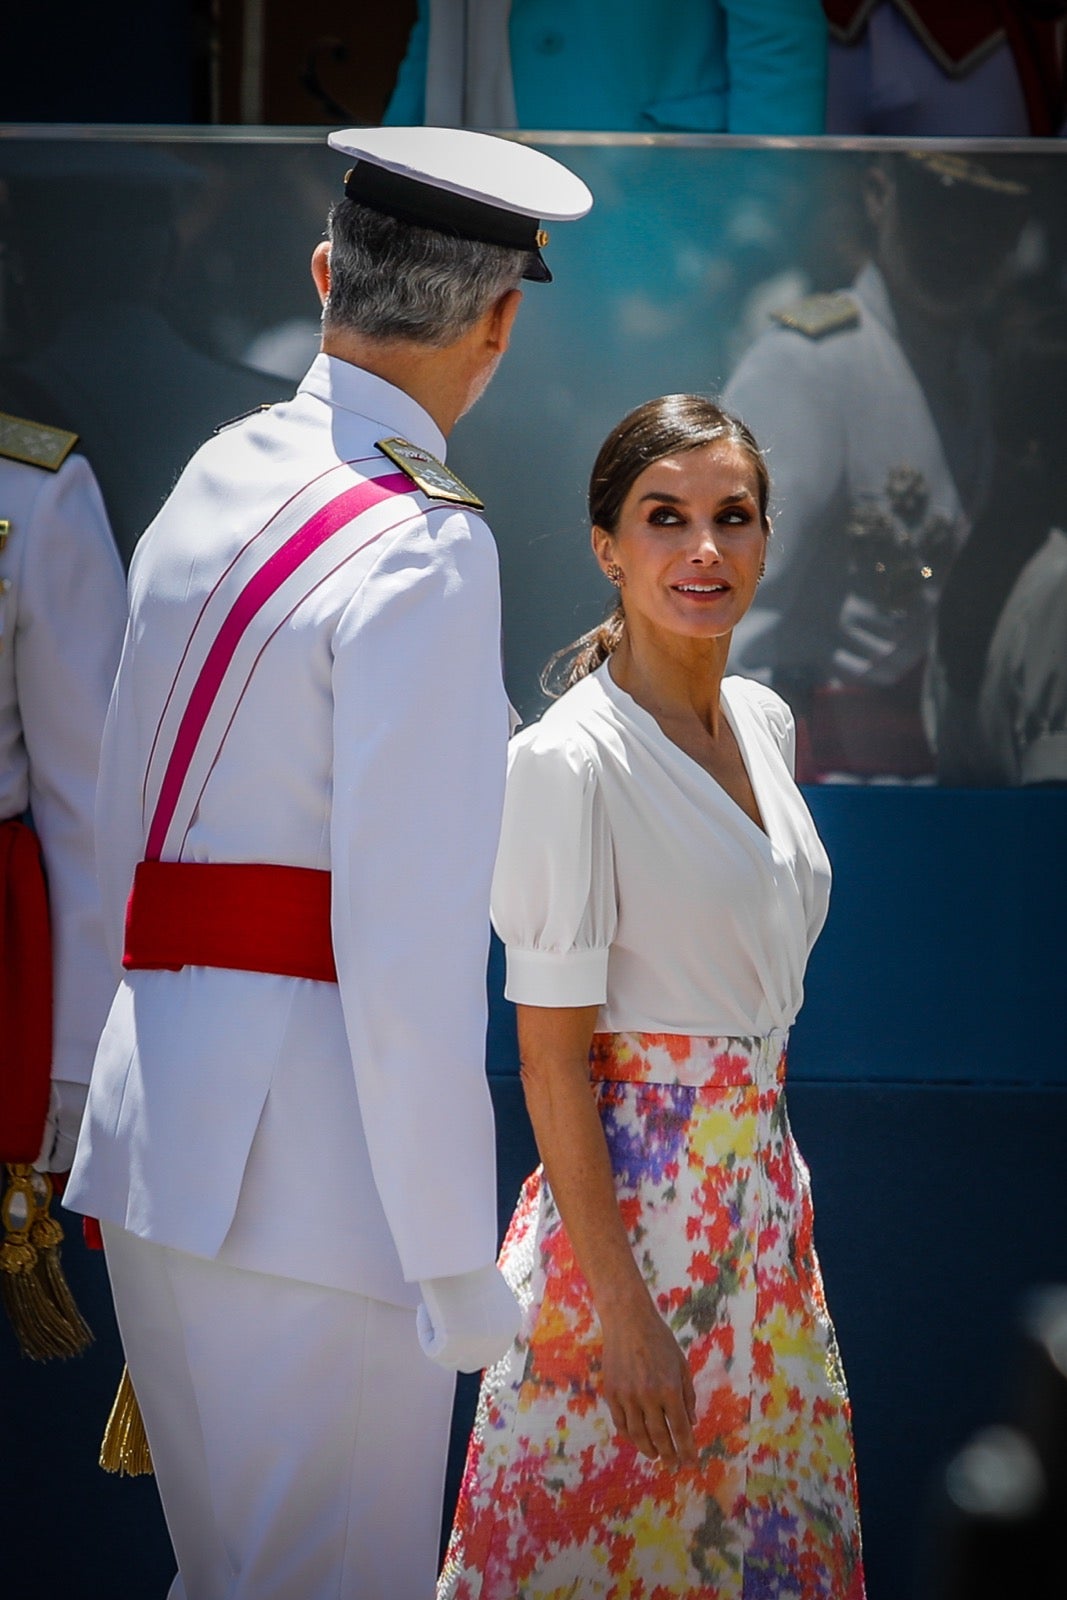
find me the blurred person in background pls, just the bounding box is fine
[824,1,1067,136]
[386,0,828,133]
[0,422,125,1340]
[723,152,1028,781]
[928,308,1067,786]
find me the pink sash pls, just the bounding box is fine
[142,460,423,861]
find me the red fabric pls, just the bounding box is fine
[796,670,935,782]
[0,819,54,1163]
[83,1216,103,1251]
[123,860,337,984]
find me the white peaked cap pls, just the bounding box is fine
[327,126,593,283]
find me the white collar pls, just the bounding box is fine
[296,353,448,461]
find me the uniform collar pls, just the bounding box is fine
[852,261,897,339]
[296,353,448,460]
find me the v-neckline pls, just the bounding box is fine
[599,664,773,847]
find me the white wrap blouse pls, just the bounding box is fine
[491,663,831,1037]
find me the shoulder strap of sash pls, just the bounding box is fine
[143,461,422,861]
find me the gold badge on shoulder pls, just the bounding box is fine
[0,411,79,472]
[377,437,485,510]
[771,293,860,341]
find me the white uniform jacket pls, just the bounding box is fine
[723,262,973,693]
[66,356,511,1306]
[0,451,126,1095]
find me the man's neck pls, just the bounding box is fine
[320,332,472,438]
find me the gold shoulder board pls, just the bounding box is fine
[771,293,860,340]
[0,411,79,472]
[377,437,484,510]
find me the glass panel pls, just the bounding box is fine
[2,130,1064,786]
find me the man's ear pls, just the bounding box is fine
[311,241,331,305]
[487,287,523,354]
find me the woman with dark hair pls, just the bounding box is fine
[439,396,865,1599]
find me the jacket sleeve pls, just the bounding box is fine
[721,0,828,134]
[330,503,510,1283]
[491,729,616,1007]
[382,0,430,123]
[15,455,127,1085]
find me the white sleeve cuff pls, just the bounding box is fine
[503,945,609,1008]
[417,1264,521,1373]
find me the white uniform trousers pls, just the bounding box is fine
[102,1224,456,1600]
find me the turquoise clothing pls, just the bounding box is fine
[385,1,828,134]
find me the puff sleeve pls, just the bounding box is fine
[746,680,798,777]
[491,730,616,1007]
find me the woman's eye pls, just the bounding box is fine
[720,508,751,526]
[648,505,683,525]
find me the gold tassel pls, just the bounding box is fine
[100,1363,154,1476]
[0,1163,93,1359]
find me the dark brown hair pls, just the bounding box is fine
[543,394,770,695]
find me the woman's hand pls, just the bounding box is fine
[600,1294,697,1467]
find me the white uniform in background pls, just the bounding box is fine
[977,527,1067,787]
[66,356,513,1598]
[724,261,970,696]
[0,434,126,1167]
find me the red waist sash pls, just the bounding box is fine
[123,860,337,984]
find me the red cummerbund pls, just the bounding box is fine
[123,860,338,983]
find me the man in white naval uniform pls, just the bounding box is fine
[65,127,591,1600]
[723,152,1025,780]
[0,422,125,1181]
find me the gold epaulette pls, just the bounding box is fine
[377,436,484,510]
[771,293,860,341]
[0,411,79,472]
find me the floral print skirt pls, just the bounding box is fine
[438,1032,865,1600]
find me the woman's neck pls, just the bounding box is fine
[608,629,733,740]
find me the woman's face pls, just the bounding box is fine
[593,441,767,649]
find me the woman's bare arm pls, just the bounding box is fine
[516,1003,696,1466]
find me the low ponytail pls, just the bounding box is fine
[540,600,625,698]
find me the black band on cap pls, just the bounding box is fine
[343,161,551,281]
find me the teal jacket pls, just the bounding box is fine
[384,0,827,134]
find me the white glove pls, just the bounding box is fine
[33,1079,89,1174]
[416,1263,521,1373]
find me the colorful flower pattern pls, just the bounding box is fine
[438,1033,865,1600]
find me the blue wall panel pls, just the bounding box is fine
[789,789,1066,1084]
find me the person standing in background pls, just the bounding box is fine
[0,420,126,1347]
[386,0,828,133]
[722,152,1028,781]
[929,309,1067,786]
[824,1,1066,136]
[65,126,591,1600]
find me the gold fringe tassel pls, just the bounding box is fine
[100,1362,154,1476]
[0,1162,93,1359]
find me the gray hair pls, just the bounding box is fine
[323,199,530,347]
